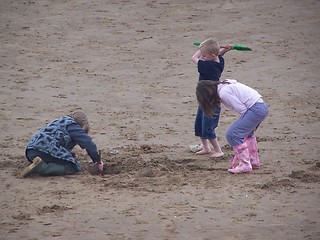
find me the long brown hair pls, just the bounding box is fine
[196,80,221,116]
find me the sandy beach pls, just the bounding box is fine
[1,0,320,239]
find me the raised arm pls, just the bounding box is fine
[192,49,202,64]
[219,44,232,56]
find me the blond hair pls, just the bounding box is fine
[199,38,220,56]
[69,111,90,133]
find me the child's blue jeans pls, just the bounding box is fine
[26,149,78,174]
[226,102,269,146]
[194,105,221,139]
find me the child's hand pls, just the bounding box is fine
[95,161,104,175]
[224,44,232,51]
[219,44,232,56]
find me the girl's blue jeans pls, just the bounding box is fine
[226,102,269,146]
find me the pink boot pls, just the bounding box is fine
[246,136,260,169]
[228,142,252,174]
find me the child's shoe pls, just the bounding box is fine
[189,144,203,153]
[21,157,43,178]
[246,136,260,169]
[228,142,252,174]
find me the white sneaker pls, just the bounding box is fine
[188,144,203,153]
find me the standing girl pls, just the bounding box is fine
[196,79,269,174]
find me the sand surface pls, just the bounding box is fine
[1,0,320,239]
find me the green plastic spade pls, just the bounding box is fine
[193,42,252,51]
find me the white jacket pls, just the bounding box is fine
[218,79,262,116]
